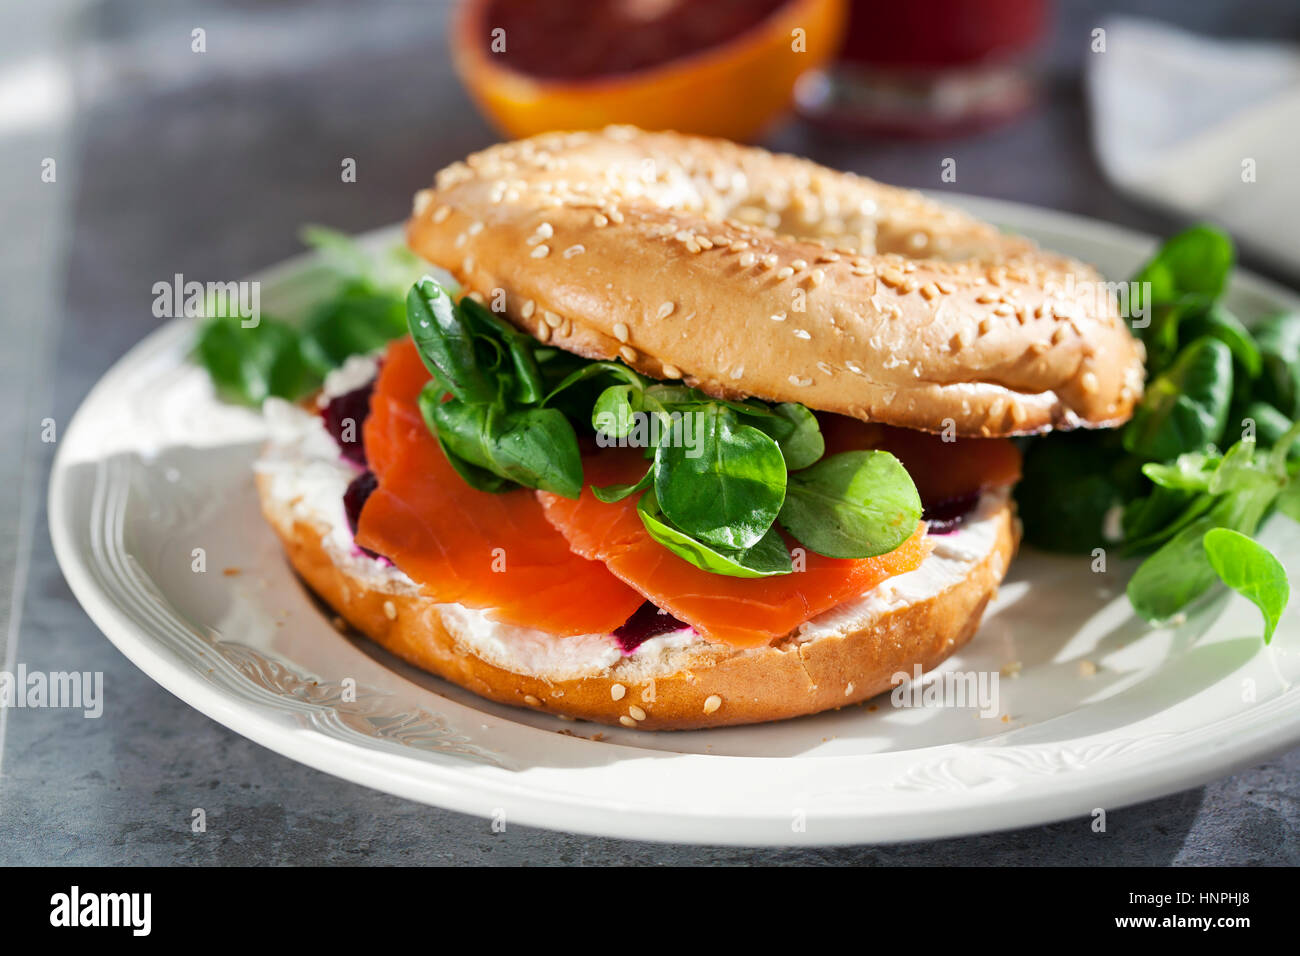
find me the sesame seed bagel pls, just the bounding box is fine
[256,470,1019,731]
[408,126,1144,437]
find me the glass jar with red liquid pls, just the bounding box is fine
[796,0,1049,136]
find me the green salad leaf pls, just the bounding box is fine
[195,314,316,406]
[406,278,498,405]
[1253,311,1300,418]
[778,450,922,559]
[1129,224,1234,320]
[1123,337,1233,461]
[763,403,825,470]
[653,406,788,550]
[636,490,792,578]
[1203,528,1289,643]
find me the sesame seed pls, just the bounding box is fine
[531,244,550,258]
[563,244,585,258]
[686,240,701,253]
[703,695,722,714]
[1081,371,1099,394]
[770,312,787,322]
[618,715,637,728]
[467,221,484,236]
[730,364,744,379]
[762,254,778,269]
[978,317,993,335]
[608,209,624,224]
[729,240,749,252]
[662,363,682,379]
[878,267,906,289]
[738,252,756,267]
[993,303,1014,317]
[543,310,563,328]
[810,269,825,286]
[593,213,609,227]
[432,205,451,223]
[791,258,808,270]
[535,321,551,343]
[611,683,626,701]
[776,266,795,279]
[613,321,630,343]
[793,329,811,339]
[521,299,536,319]
[524,694,541,706]
[788,374,812,387]
[920,283,940,301]
[627,705,647,721]
[535,222,554,238]
[619,345,638,363]
[657,301,676,319]
[382,600,397,620]
[845,682,854,696]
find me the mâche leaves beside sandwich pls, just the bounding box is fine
[188,127,1290,729]
[1018,225,1299,641]
[194,225,426,407]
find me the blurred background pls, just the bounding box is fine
[3,0,1300,864]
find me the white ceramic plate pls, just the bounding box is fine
[50,197,1300,846]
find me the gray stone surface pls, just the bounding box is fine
[1,0,1297,864]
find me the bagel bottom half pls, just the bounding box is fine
[256,471,1019,731]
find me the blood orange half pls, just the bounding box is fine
[451,0,848,141]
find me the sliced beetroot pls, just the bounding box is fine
[343,470,380,557]
[923,491,981,535]
[612,601,689,654]
[322,380,375,466]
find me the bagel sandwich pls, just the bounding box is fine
[255,128,1144,730]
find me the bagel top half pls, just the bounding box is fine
[407,127,1145,437]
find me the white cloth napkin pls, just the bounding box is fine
[1087,16,1300,278]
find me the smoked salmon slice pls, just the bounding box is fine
[356,338,645,635]
[538,450,931,648]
